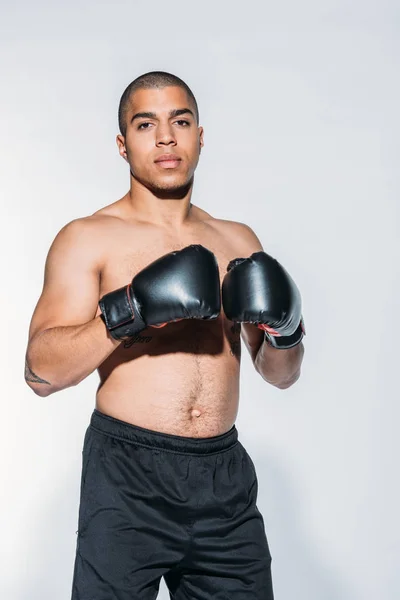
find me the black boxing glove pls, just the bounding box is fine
[222,251,305,350]
[99,245,221,341]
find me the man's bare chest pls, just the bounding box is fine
[98,226,237,296]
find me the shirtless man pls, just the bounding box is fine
[25,71,305,599]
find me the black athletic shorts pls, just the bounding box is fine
[71,409,274,599]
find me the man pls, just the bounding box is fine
[25,71,305,599]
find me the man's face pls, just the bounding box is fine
[117,86,203,194]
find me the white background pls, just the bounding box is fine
[1,1,399,598]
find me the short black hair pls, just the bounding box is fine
[118,71,199,137]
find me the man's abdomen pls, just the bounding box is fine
[96,348,240,438]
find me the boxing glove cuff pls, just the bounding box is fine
[99,285,146,340]
[264,318,305,350]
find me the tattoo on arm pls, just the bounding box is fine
[123,334,152,349]
[25,360,51,385]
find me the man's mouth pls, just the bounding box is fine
[154,154,182,169]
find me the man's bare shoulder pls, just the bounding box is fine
[207,217,264,255]
[92,196,129,220]
[56,196,133,244]
[191,206,261,241]
[55,213,112,244]
[49,210,124,267]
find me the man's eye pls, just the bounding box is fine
[138,122,152,130]
[175,120,190,126]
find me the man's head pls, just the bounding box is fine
[116,71,203,196]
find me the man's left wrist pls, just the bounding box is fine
[264,318,305,350]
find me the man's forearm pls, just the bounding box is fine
[25,316,121,396]
[255,339,305,389]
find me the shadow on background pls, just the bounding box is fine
[251,449,357,600]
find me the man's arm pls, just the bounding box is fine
[240,321,304,388]
[226,222,305,389]
[25,218,120,397]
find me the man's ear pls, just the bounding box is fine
[199,126,204,153]
[116,135,128,161]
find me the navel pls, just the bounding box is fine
[191,408,202,418]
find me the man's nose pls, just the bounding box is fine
[156,123,176,146]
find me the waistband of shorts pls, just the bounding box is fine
[90,409,238,455]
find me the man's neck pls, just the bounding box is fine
[123,178,194,227]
